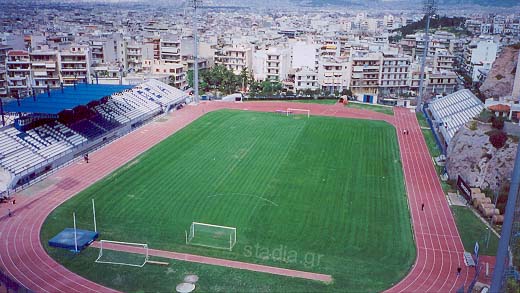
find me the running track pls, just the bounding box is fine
[0,102,470,292]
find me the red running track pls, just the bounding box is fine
[0,102,469,292]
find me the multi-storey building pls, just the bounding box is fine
[215,45,253,75]
[350,51,380,102]
[318,56,349,94]
[379,52,411,96]
[0,68,7,98]
[126,43,143,72]
[265,47,291,81]
[6,50,31,98]
[160,38,181,63]
[433,49,456,72]
[426,71,458,96]
[294,67,319,92]
[59,46,90,86]
[150,60,186,89]
[30,51,60,91]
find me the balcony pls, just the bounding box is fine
[8,75,28,81]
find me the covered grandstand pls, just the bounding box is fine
[0,79,187,195]
[425,89,484,147]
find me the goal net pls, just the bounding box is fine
[186,222,237,251]
[95,240,149,267]
[287,108,310,118]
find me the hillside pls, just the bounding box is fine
[480,44,520,99]
[446,121,517,194]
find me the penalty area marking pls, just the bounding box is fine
[208,193,279,207]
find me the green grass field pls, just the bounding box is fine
[345,102,394,116]
[286,99,337,104]
[42,110,415,292]
[451,206,499,256]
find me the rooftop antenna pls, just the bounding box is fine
[190,0,202,104]
[416,0,436,112]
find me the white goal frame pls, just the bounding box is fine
[95,240,149,267]
[186,222,237,251]
[287,108,310,118]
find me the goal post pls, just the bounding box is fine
[287,108,310,118]
[186,222,237,251]
[95,240,149,267]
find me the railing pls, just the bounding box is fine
[0,269,33,293]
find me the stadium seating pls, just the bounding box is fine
[0,79,187,190]
[428,89,484,145]
[69,120,105,140]
[90,115,120,132]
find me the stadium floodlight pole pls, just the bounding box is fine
[73,212,78,253]
[417,0,436,113]
[92,199,97,233]
[490,145,520,291]
[191,0,201,104]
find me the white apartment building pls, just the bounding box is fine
[126,43,144,72]
[59,45,90,86]
[379,52,412,97]
[160,38,181,63]
[215,45,253,75]
[150,60,186,89]
[295,67,318,92]
[292,42,319,71]
[350,51,381,103]
[252,47,292,81]
[30,51,60,91]
[318,56,349,94]
[6,50,31,98]
[0,67,6,97]
[433,49,456,72]
[469,38,499,82]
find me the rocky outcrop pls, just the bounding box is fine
[480,45,519,98]
[446,121,518,193]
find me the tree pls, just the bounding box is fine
[491,116,505,130]
[341,88,353,97]
[489,131,508,149]
[239,67,250,92]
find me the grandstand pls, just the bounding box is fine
[425,89,484,146]
[0,79,187,195]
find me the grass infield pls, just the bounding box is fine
[346,102,394,116]
[42,109,415,292]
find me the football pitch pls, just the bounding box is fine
[42,109,415,292]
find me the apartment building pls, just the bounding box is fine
[6,50,31,98]
[89,37,118,65]
[59,46,90,86]
[126,43,144,72]
[318,56,349,94]
[265,47,291,81]
[160,38,181,63]
[150,60,186,89]
[215,45,253,75]
[294,67,319,92]
[379,52,411,96]
[0,68,7,98]
[426,71,458,96]
[292,42,319,71]
[350,51,381,102]
[30,51,60,91]
[433,49,456,72]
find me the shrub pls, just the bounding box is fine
[478,109,493,123]
[495,74,505,80]
[469,120,477,131]
[489,131,508,149]
[491,116,505,130]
